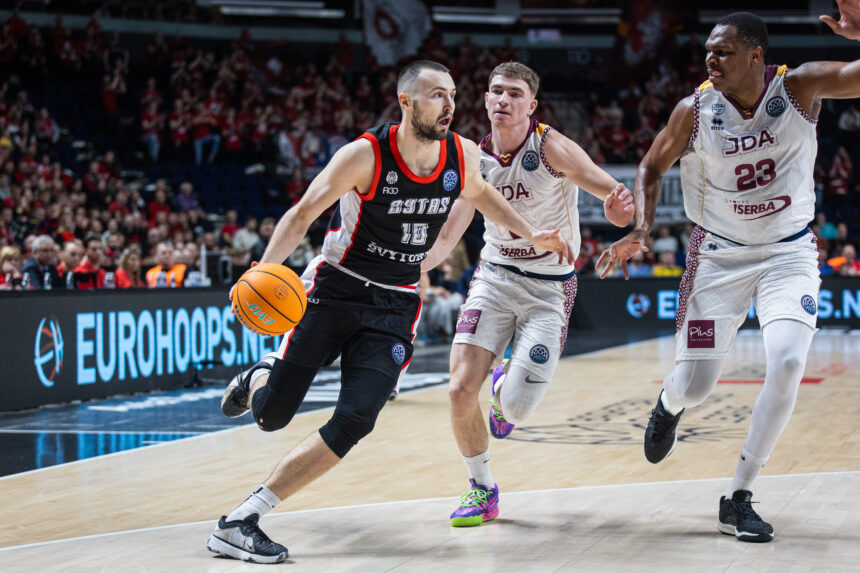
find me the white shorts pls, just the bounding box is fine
[452,262,577,380]
[675,227,820,360]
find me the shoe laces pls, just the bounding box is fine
[489,399,508,422]
[458,487,490,508]
[647,407,675,433]
[733,498,763,523]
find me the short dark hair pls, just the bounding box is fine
[397,60,450,95]
[717,12,768,53]
[489,62,540,96]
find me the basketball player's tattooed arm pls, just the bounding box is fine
[421,198,475,271]
[596,95,695,279]
[540,129,634,227]
[458,138,574,264]
[787,0,860,118]
[258,139,375,267]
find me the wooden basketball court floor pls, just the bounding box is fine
[1,329,858,571]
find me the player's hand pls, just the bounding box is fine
[820,0,860,40]
[595,229,649,279]
[603,183,635,227]
[531,228,574,264]
[228,261,258,302]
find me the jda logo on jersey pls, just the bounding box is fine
[712,103,725,115]
[442,169,459,192]
[521,150,539,172]
[529,344,549,364]
[766,96,786,117]
[386,171,398,184]
[391,342,407,365]
[801,294,817,315]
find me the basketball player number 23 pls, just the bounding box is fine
[401,222,429,245]
[735,158,775,191]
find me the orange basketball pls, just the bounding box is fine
[232,263,307,336]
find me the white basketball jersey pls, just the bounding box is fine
[478,120,579,276]
[680,65,817,244]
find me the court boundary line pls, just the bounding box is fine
[0,470,856,552]
[0,335,671,482]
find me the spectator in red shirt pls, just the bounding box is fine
[6,8,27,42]
[141,100,164,161]
[192,102,220,165]
[169,99,190,160]
[600,117,631,164]
[101,68,126,133]
[140,77,162,110]
[73,236,106,289]
[220,210,240,244]
[116,248,144,288]
[147,188,171,223]
[56,239,83,279]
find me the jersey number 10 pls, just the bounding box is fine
[401,222,429,245]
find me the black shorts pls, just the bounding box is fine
[251,262,421,450]
[281,262,420,370]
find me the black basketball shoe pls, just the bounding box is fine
[643,391,684,463]
[718,490,774,542]
[221,353,277,418]
[207,513,289,563]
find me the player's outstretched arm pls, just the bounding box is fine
[596,96,694,279]
[422,197,475,271]
[459,138,574,264]
[260,139,375,266]
[541,129,634,227]
[787,1,860,111]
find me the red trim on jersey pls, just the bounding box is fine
[324,226,341,240]
[453,133,465,190]
[279,259,326,360]
[388,124,448,183]
[357,133,382,201]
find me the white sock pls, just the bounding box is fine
[728,448,768,497]
[463,449,494,488]
[226,484,281,522]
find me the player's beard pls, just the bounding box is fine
[411,102,448,142]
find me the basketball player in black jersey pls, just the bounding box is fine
[206,60,574,564]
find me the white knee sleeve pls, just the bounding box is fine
[744,319,814,457]
[497,362,551,426]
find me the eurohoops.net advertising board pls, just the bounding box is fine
[5,288,282,412]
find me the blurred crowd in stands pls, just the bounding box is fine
[0,7,857,307]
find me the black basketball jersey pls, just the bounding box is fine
[321,122,465,287]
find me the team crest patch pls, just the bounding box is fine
[766,96,786,117]
[801,295,817,315]
[442,169,459,192]
[529,344,549,364]
[712,103,725,115]
[386,170,398,184]
[391,343,407,365]
[521,150,539,172]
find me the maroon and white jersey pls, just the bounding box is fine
[478,119,578,277]
[322,123,464,289]
[681,65,816,244]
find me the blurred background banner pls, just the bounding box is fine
[362,0,432,66]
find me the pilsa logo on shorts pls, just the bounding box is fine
[442,169,459,192]
[801,294,817,315]
[391,343,407,365]
[521,150,539,172]
[455,309,481,334]
[529,344,550,364]
[687,320,715,349]
[766,96,786,117]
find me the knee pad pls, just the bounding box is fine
[251,385,296,432]
[666,359,722,408]
[498,362,550,426]
[319,410,378,458]
[251,359,319,432]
